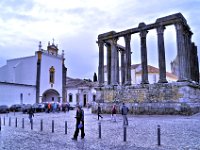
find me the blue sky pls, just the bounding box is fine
[0,0,199,79]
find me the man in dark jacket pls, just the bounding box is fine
[72,105,85,140]
[28,107,34,123]
[121,103,129,126]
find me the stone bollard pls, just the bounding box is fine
[40,119,43,131]
[22,118,24,129]
[98,121,101,139]
[4,116,5,126]
[0,117,1,131]
[9,117,11,126]
[15,117,17,128]
[123,125,127,142]
[157,125,161,146]
[52,120,54,133]
[31,121,33,130]
[65,121,67,134]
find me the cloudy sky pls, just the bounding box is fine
[0,0,199,79]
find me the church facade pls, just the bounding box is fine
[0,41,67,106]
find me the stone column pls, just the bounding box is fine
[120,49,125,85]
[175,22,188,81]
[157,26,167,83]
[117,48,120,84]
[124,34,132,85]
[184,29,193,81]
[191,43,199,82]
[140,30,149,84]
[98,40,104,86]
[110,38,119,85]
[106,43,111,85]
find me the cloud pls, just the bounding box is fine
[0,0,200,79]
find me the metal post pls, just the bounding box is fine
[40,119,43,131]
[31,121,33,130]
[157,125,161,146]
[0,117,1,131]
[15,117,17,128]
[9,117,11,126]
[123,125,127,142]
[4,116,5,126]
[52,120,54,133]
[22,118,24,129]
[98,121,101,139]
[65,121,67,134]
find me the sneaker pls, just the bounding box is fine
[71,138,77,141]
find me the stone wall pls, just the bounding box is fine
[92,82,200,115]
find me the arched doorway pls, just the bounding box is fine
[42,89,60,103]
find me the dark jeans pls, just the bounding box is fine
[73,119,85,138]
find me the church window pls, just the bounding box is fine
[93,94,96,101]
[49,66,55,83]
[69,94,73,102]
[20,93,23,104]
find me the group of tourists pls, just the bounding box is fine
[97,102,129,125]
[27,102,129,141]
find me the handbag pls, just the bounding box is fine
[78,123,83,129]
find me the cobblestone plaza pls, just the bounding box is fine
[0,109,200,150]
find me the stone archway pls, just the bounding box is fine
[42,89,60,103]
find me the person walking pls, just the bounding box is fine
[111,104,117,122]
[97,103,103,120]
[121,103,129,126]
[28,107,34,123]
[72,105,85,140]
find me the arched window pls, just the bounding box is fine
[49,66,55,83]
[69,93,73,102]
[93,94,96,101]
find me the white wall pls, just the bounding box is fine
[0,56,37,85]
[0,83,36,106]
[39,53,63,99]
[67,87,96,107]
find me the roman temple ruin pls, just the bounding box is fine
[94,13,200,115]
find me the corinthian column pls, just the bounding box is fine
[98,40,104,86]
[120,49,125,85]
[124,34,132,85]
[140,30,149,84]
[175,22,188,81]
[184,29,193,81]
[110,38,119,85]
[105,43,111,85]
[157,26,167,83]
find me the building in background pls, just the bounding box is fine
[0,41,67,106]
[66,77,98,107]
[104,64,177,85]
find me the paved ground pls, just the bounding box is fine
[0,108,200,150]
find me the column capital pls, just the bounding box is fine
[140,30,148,38]
[156,26,166,34]
[97,40,104,46]
[107,38,118,46]
[105,42,111,47]
[175,22,184,31]
[183,29,193,38]
[124,34,131,42]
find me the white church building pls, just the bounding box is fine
[0,41,67,106]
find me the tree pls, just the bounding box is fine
[93,72,97,82]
